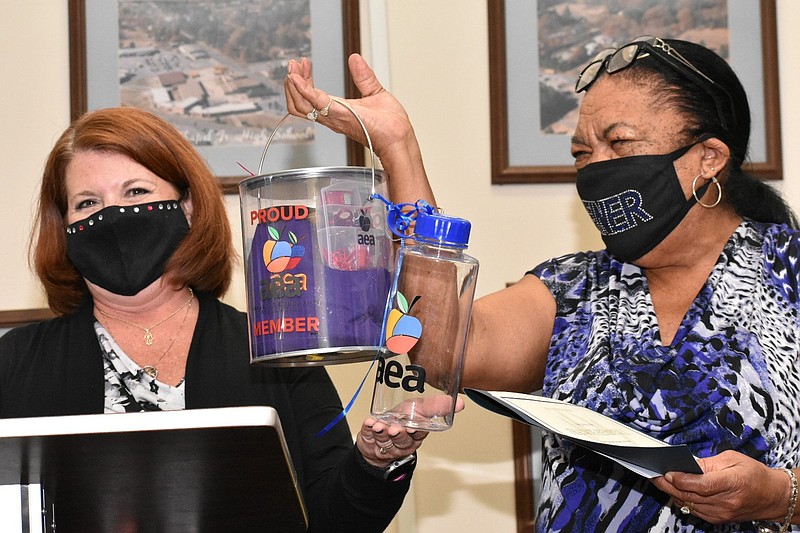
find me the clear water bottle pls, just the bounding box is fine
[371,211,479,430]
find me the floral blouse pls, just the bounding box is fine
[531,220,800,532]
[94,322,185,413]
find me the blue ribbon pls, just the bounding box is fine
[371,194,435,239]
[315,354,381,437]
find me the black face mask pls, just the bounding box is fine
[575,142,710,262]
[66,200,190,296]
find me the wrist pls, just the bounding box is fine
[373,123,419,162]
[762,468,800,531]
[354,448,417,482]
[378,136,436,207]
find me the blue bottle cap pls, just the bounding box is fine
[414,211,471,247]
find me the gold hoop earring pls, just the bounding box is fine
[692,174,722,208]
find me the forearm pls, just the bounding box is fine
[376,125,437,209]
[304,447,411,533]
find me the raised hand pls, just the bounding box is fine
[284,54,416,161]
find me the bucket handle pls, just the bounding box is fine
[257,98,378,197]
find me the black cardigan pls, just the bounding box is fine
[0,291,409,532]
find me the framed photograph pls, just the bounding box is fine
[68,0,363,194]
[0,1,361,328]
[489,0,781,184]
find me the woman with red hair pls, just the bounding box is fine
[1,107,426,532]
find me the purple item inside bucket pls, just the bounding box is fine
[246,207,390,361]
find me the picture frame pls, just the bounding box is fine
[68,0,364,194]
[0,309,55,330]
[489,0,782,184]
[512,421,537,532]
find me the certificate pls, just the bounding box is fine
[464,388,702,478]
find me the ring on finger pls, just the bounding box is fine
[306,108,319,121]
[679,501,693,515]
[378,442,395,454]
[319,97,333,117]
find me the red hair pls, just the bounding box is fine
[31,107,236,315]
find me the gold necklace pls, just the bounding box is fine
[141,296,192,379]
[97,288,194,346]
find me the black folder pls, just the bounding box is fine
[0,406,307,532]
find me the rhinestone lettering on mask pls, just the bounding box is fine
[582,189,653,236]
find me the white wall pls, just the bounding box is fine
[0,1,71,309]
[2,1,799,531]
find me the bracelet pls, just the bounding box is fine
[781,468,798,533]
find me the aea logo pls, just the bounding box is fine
[376,356,426,393]
[262,226,305,273]
[385,292,422,354]
[378,292,426,394]
[358,209,371,232]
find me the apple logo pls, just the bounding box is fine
[385,292,422,354]
[262,225,305,273]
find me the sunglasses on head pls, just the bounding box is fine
[574,36,734,129]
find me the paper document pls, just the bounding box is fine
[464,388,702,478]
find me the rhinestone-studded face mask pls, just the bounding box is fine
[66,200,190,295]
[575,141,709,262]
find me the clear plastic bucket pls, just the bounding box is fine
[240,163,393,366]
